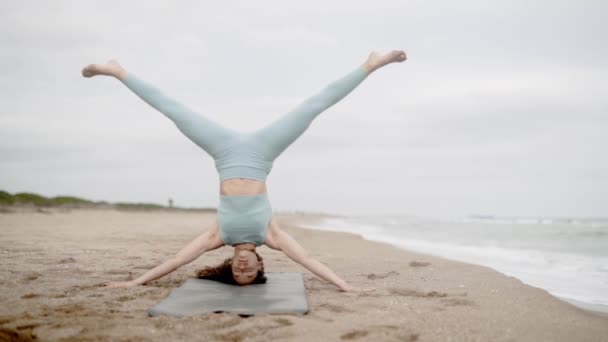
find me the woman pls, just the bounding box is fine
[82,49,407,292]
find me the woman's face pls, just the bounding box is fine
[231,249,260,285]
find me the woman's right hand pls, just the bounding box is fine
[102,280,138,288]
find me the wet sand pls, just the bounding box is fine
[1,208,607,341]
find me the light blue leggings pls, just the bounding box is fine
[120,64,370,182]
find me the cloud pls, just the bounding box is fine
[1,0,607,217]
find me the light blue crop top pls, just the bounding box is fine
[218,193,273,246]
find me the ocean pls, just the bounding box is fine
[298,214,608,313]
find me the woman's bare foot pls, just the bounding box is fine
[81,59,126,79]
[363,50,407,73]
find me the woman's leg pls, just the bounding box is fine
[248,50,406,161]
[248,64,370,161]
[82,60,238,159]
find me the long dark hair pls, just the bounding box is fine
[194,251,267,285]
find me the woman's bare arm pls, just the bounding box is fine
[103,219,224,288]
[266,219,374,293]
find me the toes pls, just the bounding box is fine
[81,65,96,77]
[394,50,407,62]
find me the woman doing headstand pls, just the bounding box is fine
[82,49,407,292]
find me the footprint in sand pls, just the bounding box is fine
[363,271,399,280]
[0,326,35,341]
[341,330,369,340]
[59,257,77,264]
[117,295,135,302]
[105,269,132,275]
[50,303,86,315]
[340,325,419,341]
[21,293,41,299]
[388,288,447,298]
[441,298,475,306]
[23,272,42,282]
[15,323,43,331]
[409,261,431,267]
[274,318,294,326]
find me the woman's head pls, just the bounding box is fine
[195,246,267,286]
[231,246,265,285]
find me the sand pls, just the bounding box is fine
[1,208,607,341]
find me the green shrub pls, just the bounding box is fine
[0,190,15,205]
[51,196,94,205]
[14,192,52,206]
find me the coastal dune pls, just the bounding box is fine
[1,209,607,341]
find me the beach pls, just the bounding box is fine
[1,208,607,341]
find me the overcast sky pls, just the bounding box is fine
[1,0,607,218]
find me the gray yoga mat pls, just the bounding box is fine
[148,272,309,317]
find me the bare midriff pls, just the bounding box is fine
[220,178,267,196]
